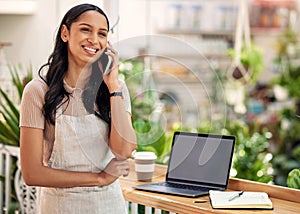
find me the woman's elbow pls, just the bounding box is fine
[126,141,137,157]
[125,135,137,156]
[22,170,38,186]
[21,164,43,186]
[113,140,137,159]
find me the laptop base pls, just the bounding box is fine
[133,182,212,198]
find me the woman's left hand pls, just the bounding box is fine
[98,41,120,92]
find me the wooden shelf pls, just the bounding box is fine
[158,27,289,38]
[153,72,212,84]
[250,27,287,37]
[166,53,230,59]
[143,53,231,60]
[157,29,235,39]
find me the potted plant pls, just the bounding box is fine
[270,28,300,186]
[0,63,32,213]
[227,42,265,85]
[272,28,300,109]
[0,64,32,146]
[224,41,265,115]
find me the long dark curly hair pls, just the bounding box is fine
[38,3,111,125]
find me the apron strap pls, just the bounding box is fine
[56,104,63,118]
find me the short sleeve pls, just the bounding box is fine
[120,80,132,114]
[19,78,48,129]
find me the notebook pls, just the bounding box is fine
[209,190,273,209]
[133,131,236,197]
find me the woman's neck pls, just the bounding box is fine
[64,72,78,88]
[65,62,91,89]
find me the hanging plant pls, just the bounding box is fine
[228,43,264,85]
[226,0,264,85]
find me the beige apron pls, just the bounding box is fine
[36,105,127,214]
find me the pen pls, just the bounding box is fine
[228,191,244,201]
[193,200,208,203]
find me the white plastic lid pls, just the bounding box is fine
[134,151,157,160]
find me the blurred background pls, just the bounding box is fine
[1,0,300,212]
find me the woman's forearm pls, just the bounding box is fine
[23,165,102,188]
[22,160,131,188]
[20,127,122,188]
[109,96,137,159]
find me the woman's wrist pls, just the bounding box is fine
[108,83,121,93]
[97,171,115,186]
[97,171,107,186]
[110,91,123,98]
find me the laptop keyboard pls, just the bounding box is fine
[156,182,208,191]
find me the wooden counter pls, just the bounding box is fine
[119,161,300,214]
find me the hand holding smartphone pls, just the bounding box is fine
[97,48,113,76]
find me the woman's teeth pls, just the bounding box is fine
[84,46,97,53]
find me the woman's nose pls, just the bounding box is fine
[87,33,98,44]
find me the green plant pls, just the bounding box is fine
[286,168,300,189]
[272,63,300,101]
[119,59,171,164]
[0,64,32,146]
[272,108,300,186]
[228,43,264,84]
[133,120,171,164]
[232,131,273,183]
[228,42,264,85]
[225,121,273,183]
[0,63,32,212]
[271,28,300,110]
[270,28,300,187]
[170,118,274,183]
[275,28,298,59]
[197,119,273,183]
[121,58,274,184]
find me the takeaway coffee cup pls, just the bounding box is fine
[134,152,157,181]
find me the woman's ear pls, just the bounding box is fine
[61,25,69,42]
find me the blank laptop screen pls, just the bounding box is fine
[167,133,235,186]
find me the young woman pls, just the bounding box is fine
[19,3,136,213]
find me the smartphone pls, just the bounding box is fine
[98,48,113,76]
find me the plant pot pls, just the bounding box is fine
[232,65,250,81]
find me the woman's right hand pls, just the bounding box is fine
[99,158,130,186]
[101,42,121,93]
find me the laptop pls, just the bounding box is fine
[133,131,236,197]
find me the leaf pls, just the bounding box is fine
[0,89,20,121]
[0,111,19,136]
[134,120,166,157]
[287,168,300,189]
[0,103,19,126]
[8,64,23,100]
[0,121,19,144]
[0,129,18,145]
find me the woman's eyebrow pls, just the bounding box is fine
[78,23,108,32]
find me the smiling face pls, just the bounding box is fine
[61,10,109,68]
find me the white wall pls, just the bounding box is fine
[0,0,57,76]
[0,0,107,78]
